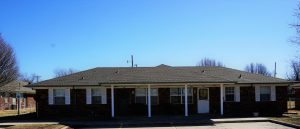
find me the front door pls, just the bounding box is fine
[115,89,132,116]
[197,88,209,113]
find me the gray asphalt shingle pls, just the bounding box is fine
[0,80,35,94]
[29,65,289,87]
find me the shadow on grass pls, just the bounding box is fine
[0,113,37,121]
[68,122,216,129]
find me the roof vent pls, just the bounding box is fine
[201,70,205,73]
[115,70,120,74]
[238,74,242,79]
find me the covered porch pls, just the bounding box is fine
[107,83,229,118]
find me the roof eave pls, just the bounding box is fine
[27,81,237,88]
[237,81,295,84]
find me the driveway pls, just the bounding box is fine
[79,122,294,129]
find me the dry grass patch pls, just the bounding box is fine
[0,108,35,117]
[270,109,300,126]
[5,124,71,129]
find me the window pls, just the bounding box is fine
[199,89,208,100]
[12,98,16,105]
[260,86,271,101]
[92,89,102,104]
[135,88,158,105]
[53,89,65,105]
[135,88,147,104]
[4,97,8,103]
[170,88,181,104]
[225,87,235,102]
[170,88,193,104]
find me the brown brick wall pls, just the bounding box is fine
[36,89,110,119]
[295,89,300,109]
[0,93,17,110]
[37,88,199,118]
[36,86,288,118]
[25,94,36,109]
[224,86,256,116]
[0,93,35,110]
[224,86,288,116]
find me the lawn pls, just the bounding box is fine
[0,108,36,117]
[270,109,300,126]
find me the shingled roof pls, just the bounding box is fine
[29,65,290,87]
[0,80,35,94]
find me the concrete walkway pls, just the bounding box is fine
[212,117,269,123]
[0,117,273,128]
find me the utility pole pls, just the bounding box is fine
[274,62,277,78]
[127,55,137,68]
[17,83,20,116]
[131,55,134,68]
[33,75,41,83]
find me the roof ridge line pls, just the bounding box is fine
[199,69,237,83]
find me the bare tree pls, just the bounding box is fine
[19,73,40,84]
[0,35,19,86]
[291,4,300,44]
[197,58,224,67]
[290,4,300,80]
[245,63,271,76]
[54,68,77,77]
[287,60,300,81]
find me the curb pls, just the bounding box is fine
[269,119,300,129]
[213,119,269,124]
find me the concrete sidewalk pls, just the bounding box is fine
[0,117,272,128]
[212,117,269,123]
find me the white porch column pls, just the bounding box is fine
[220,84,224,115]
[147,84,151,117]
[184,84,188,117]
[111,85,115,118]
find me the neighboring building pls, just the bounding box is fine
[0,81,36,111]
[293,84,300,109]
[29,65,291,118]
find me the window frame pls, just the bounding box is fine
[91,88,102,104]
[260,86,271,102]
[170,87,193,104]
[53,89,66,105]
[198,88,209,100]
[225,87,235,102]
[135,88,159,105]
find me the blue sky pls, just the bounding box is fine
[0,0,299,80]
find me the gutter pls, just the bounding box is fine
[26,82,237,88]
